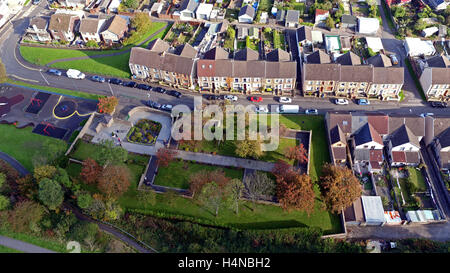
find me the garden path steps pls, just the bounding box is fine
[43,23,168,67]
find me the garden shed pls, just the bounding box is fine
[361,196,386,226]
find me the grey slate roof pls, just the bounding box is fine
[426,55,450,68]
[239,5,256,18]
[276,10,286,21]
[335,51,361,66]
[203,47,229,60]
[306,49,331,64]
[181,0,200,12]
[234,48,259,61]
[341,14,357,25]
[30,17,49,30]
[266,48,290,62]
[330,125,346,145]
[147,38,170,53]
[296,26,312,42]
[437,128,450,148]
[286,10,300,23]
[354,123,383,146]
[174,43,198,58]
[367,53,392,67]
[390,124,420,148]
[354,149,370,161]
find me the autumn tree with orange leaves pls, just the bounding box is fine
[80,158,102,185]
[285,144,308,164]
[319,163,362,213]
[97,165,131,200]
[97,96,118,114]
[189,170,230,198]
[156,148,178,167]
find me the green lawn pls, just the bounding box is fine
[20,22,167,66]
[0,245,22,253]
[0,229,68,253]
[407,167,427,192]
[7,79,102,101]
[153,160,244,189]
[0,124,67,171]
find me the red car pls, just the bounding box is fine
[250,96,263,102]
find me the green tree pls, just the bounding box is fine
[0,195,9,210]
[198,182,223,217]
[33,165,57,182]
[77,193,93,209]
[70,221,99,248]
[131,12,152,31]
[9,201,45,234]
[326,16,335,30]
[0,173,5,189]
[54,168,71,189]
[85,40,99,48]
[235,135,264,159]
[393,6,406,18]
[38,178,64,210]
[123,0,139,8]
[224,179,245,215]
[97,139,128,167]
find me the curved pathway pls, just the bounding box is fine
[43,23,168,67]
[0,236,56,253]
[0,151,30,176]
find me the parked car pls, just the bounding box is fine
[91,75,105,83]
[389,54,399,65]
[32,0,41,5]
[153,87,166,94]
[160,104,173,112]
[145,100,161,109]
[305,109,318,115]
[254,105,269,113]
[47,69,62,76]
[357,99,370,105]
[136,84,151,90]
[108,78,122,85]
[202,94,220,100]
[279,96,292,103]
[249,96,263,102]
[66,69,85,79]
[223,95,238,101]
[123,81,137,88]
[167,90,182,98]
[430,101,447,108]
[335,98,349,105]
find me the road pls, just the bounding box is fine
[0,236,56,253]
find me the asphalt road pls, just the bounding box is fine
[0,235,56,253]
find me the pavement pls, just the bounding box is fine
[0,235,56,253]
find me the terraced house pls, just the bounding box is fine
[129,39,198,90]
[418,55,450,102]
[196,47,297,95]
[48,13,79,42]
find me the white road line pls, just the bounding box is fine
[9,74,39,83]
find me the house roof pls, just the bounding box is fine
[392,151,406,163]
[239,5,255,18]
[102,15,127,36]
[367,53,392,67]
[49,13,78,32]
[330,125,346,145]
[340,65,373,82]
[303,63,340,80]
[306,49,331,64]
[181,0,200,12]
[161,53,196,76]
[335,51,361,66]
[234,48,259,61]
[286,10,300,23]
[370,160,382,170]
[367,113,389,135]
[388,115,425,137]
[315,9,329,16]
[203,47,229,60]
[426,55,450,68]
[361,196,386,224]
[332,146,347,160]
[437,128,450,148]
[196,3,213,14]
[354,123,383,146]
[341,14,357,25]
[405,151,420,164]
[266,48,290,62]
[369,149,383,162]
[147,38,170,53]
[174,43,198,58]
[276,9,286,21]
[354,149,370,161]
[373,67,404,84]
[328,112,352,134]
[129,47,163,69]
[344,198,364,223]
[390,124,420,148]
[30,17,49,30]
[79,18,100,34]
[430,68,450,84]
[296,26,312,42]
[439,151,450,169]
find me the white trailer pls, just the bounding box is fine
[66,69,85,79]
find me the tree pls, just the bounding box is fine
[235,136,264,159]
[319,163,362,213]
[244,171,275,203]
[272,160,292,178]
[97,139,128,167]
[285,144,308,164]
[392,5,406,18]
[156,148,178,167]
[0,173,5,189]
[70,221,99,244]
[77,193,93,209]
[123,0,139,9]
[0,195,9,211]
[97,165,131,200]
[130,12,152,31]
[189,170,230,197]
[326,16,335,30]
[54,168,71,189]
[104,201,123,221]
[8,201,45,234]
[33,165,57,182]
[224,179,245,215]
[276,171,315,214]
[414,18,428,31]
[198,182,223,217]
[0,58,7,83]
[80,158,102,184]
[38,178,64,210]
[97,96,118,114]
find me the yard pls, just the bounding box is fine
[0,124,67,171]
[153,160,244,189]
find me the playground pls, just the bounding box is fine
[0,84,97,142]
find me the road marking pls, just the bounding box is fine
[13,44,42,71]
[8,74,39,83]
[52,96,94,120]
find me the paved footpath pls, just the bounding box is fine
[0,151,30,176]
[0,236,56,253]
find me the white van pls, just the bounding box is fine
[66,69,85,79]
[277,105,300,113]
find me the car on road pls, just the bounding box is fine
[389,54,399,65]
[249,96,263,102]
[202,94,220,100]
[356,99,370,105]
[153,87,166,94]
[335,98,349,105]
[145,100,161,109]
[32,0,41,4]
[223,95,238,101]
[123,81,137,88]
[430,101,447,108]
[160,104,173,112]
[47,69,62,76]
[66,69,85,79]
[254,105,269,113]
[167,90,182,98]
[108,78,123,85]
[136,83,152,90]
[278,96,292,103]
[91,75,105,83]
[305,109,318,115]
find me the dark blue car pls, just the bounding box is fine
[108,78,123,85]
[146,100,161,109]
[137,84,152,90]
[47,69,62,76]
